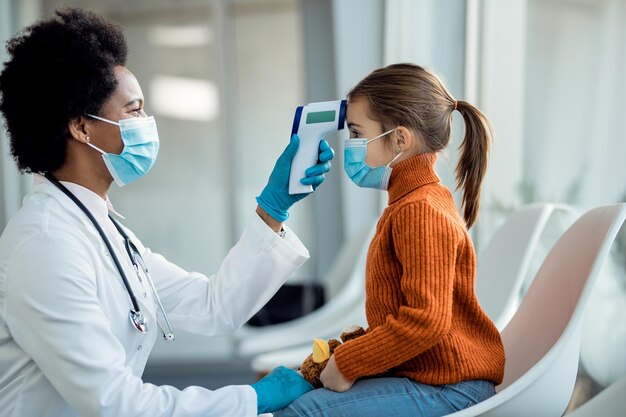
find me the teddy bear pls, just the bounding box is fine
[299,325,366,388]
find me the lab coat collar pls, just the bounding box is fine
[33,174,125,222]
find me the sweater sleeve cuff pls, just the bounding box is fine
[332,334,380,381]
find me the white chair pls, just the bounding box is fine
[579,245,626,387]
[235,224,375,357]
[566,372,626,416]
[442,203,626,417]
[476,203,579,330]
[475,203,555,329]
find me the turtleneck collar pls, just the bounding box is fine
[388,152,440,204]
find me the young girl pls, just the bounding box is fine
[276,63,505,416]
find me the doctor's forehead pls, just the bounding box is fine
[111,66,145,107]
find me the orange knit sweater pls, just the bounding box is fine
[333,153,505,385]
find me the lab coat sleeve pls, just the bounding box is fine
[4,232,259,417]
[133,213,310,335]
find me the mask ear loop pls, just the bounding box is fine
[387,150,403,167]
[86,113,120,126]
[86,142,107,155]
[388,129,405,166]
[84,114,119,155]
[365,128,403,167]
[366,128,396,144]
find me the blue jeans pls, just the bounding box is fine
[274,378,495,417]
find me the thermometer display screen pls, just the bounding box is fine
[306,110,336,124]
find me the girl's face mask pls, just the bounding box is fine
[85,114,160,187]
[343,129,402,190]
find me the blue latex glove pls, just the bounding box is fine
[251,366,314,413]
[256,134,335,222]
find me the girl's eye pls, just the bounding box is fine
[350,129,360,138]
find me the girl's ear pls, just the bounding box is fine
[394,126,416,152]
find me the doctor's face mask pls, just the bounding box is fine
[85,114,160,187]
[343,129,402,190]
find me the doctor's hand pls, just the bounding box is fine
[256,134,334,222]
[251,366,314,413]
[320,354,354,392]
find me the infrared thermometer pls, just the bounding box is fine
[288,99,347,194]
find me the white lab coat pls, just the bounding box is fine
[0,177,309,417]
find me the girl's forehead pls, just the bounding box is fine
[346,98,373,122]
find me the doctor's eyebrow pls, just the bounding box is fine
[123,98,144,108]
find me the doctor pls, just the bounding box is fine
[0,7,332,417]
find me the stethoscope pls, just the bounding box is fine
[45,173,175,341]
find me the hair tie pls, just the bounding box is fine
[453,101,458,111]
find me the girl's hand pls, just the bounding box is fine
[320,355,354,392]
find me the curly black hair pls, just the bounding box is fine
[0,7,127,173]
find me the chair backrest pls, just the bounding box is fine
[475,203,555,329]
[441,205,626,417]
[499,204,626,391]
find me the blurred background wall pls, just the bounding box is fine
[1,0,625,390]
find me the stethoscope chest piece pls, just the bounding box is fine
[129,309,148,334]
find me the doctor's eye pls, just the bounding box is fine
[129,107,147,117]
